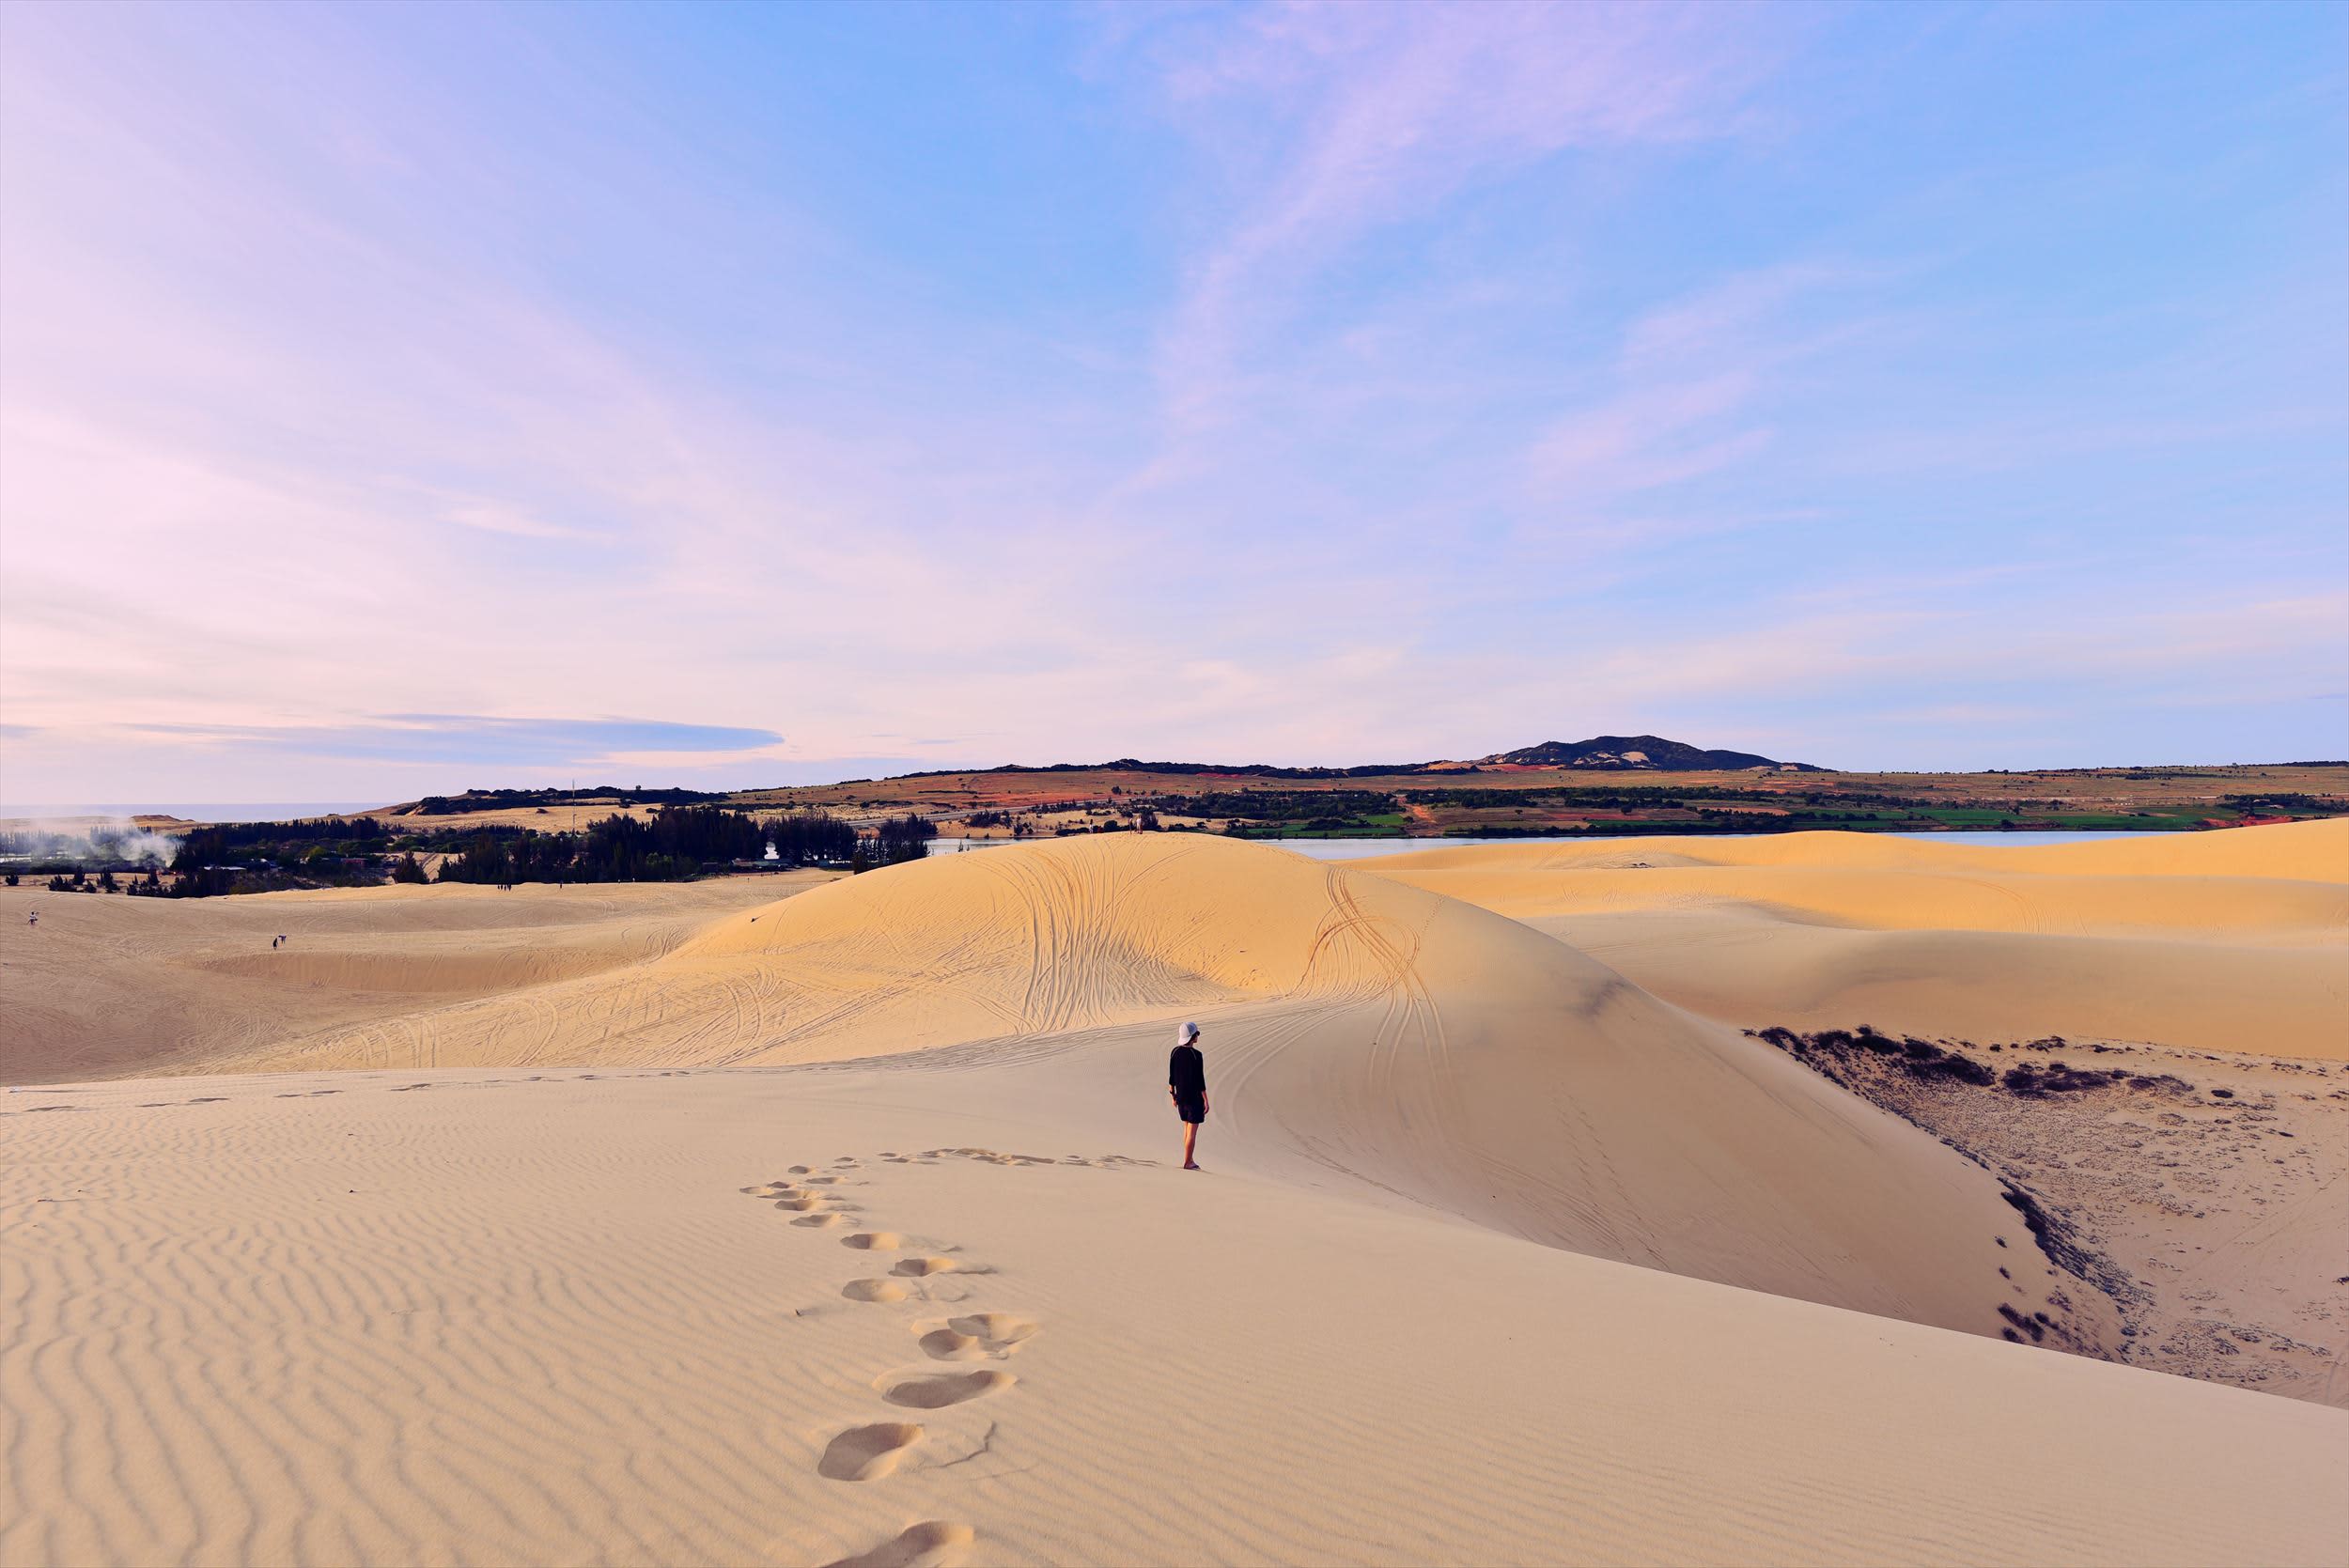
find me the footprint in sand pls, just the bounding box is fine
[774,1195,826,1211]
[915,1328,987,1360]
[788,1165,815,1174]
[794,1212,850,1229]
[841,1232,902,1251]
[949,1312,1041,1350]
[915,1317,1038,1359]
[844,1279,910,1303]
[877,1369,1015,1409]
[890,1256,959,1278]
[821,1519,974,1568]
[817,1421,924,1481]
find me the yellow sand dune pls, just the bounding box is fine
[4,1071,2338,1568]
[20,837,2077,1343]
[1353,861,2347,939]
[1367,817,2349,880]
[3,830,2344,1564]
[1359,820,2349,1057]
[0,877,805,1083]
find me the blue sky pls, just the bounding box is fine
[2,1,2343,801]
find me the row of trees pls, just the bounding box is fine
[44,867,163,893]
[44,805,949,897]
[436,808,866,884]
[409,786,723,815]
[866,815,938,868]
[171,817,389,873]
[1148,788,1394,822]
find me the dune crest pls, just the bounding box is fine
[208,835,2095,1346]
[1358,819,2349,1058]
[1369,817,2349,881]
[3,830,2342,1563]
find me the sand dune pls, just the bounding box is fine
[1363,818,2349,880]
[1517,914,2345,1060]
[1358,819,2349,1058]
[164,836,2086,1345]
[0,877,811,1084]
[4,827,2343,1564]
[1357,817,2349,930]
[3,1069,2340,1568]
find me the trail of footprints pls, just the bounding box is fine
[744,1147,1151,1568]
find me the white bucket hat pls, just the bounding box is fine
[1178,1021,1201,1045]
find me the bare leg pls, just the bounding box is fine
[1182,1121,1199,1170]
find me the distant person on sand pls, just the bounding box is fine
[1169,1021,1208,1170]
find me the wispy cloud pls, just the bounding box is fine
[1527,262,1889,503]
[84,716,786,768]
[442,503,596,542]
[1138,2,1778,441]
[1,1,2342,797]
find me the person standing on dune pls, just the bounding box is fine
[1169,1021,1208,1170]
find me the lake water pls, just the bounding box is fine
[930,829,2176,861]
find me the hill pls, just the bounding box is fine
[1478,733,1817,770]
[879,733,1811,781]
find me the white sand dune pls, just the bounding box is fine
[1356,819,2349,1058]
[3,824,2343,1565]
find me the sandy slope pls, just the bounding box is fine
[4,1068,2341,1568]
[1356,820,2349,1058]
[3,828,2343,1565]
[135,837,2092,1345]
[0,877,817,1084]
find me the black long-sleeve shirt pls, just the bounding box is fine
[1169,1044,1206,1097]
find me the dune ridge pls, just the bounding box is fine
[3,824,2343,1564]
[185,835,2089,1345]
[1366,817,2349,879]
[1357,819,2349,1058]
[0,877,805,1083]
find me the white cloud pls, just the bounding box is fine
[1139,2,1778,437]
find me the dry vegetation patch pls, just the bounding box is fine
[1753,1026,2347,1405]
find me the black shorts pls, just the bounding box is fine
[1175,1094,1206,1125]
